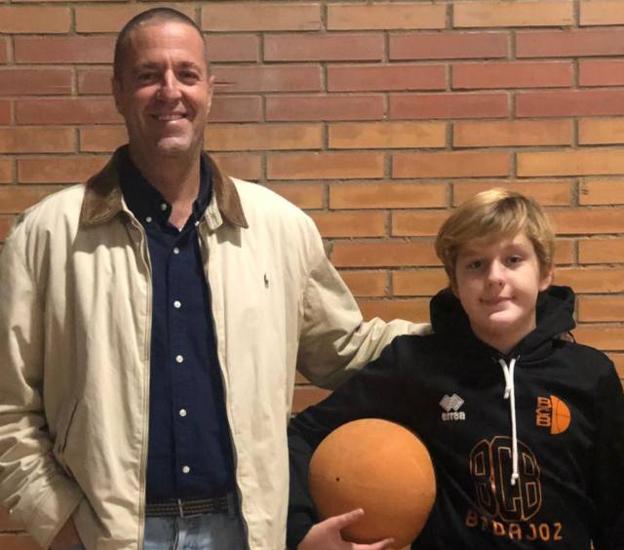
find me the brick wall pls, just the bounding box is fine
[1,0,624,546]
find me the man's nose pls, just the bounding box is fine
[157,72,182,101]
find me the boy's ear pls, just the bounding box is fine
[539,267,554,291]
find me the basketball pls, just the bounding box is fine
[309,418,436,548]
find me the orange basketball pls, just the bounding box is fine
[550,395,571,435]
[309,418,436,548]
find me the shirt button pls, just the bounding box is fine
[179,408,187,417]
[145,216,153,223]
[160,203,168,211]
[173,247,180,255]
[173,300,182,309]
[175,355,184,364]
[182,465,190,474]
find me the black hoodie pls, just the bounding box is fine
[287,286,624,549]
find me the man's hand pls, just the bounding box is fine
[297,509,395,550]
[49,518,81,550]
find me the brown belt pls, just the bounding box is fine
[145,496,230,518]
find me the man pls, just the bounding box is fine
[0,8,425,550]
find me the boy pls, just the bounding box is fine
[287,188,624,549]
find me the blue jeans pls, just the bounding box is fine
[71,509,247,549]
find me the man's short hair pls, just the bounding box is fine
[434,188,556,286]
[113,7,206,82]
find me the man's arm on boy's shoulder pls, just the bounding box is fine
[592,363,624,550]
[288,338,413,549]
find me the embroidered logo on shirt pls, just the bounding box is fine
[439,393,466,421]
[535,395,571,435]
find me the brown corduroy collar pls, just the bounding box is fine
[79,147,248,229]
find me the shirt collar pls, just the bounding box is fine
[80,146,248,229]
[117,146,212,229]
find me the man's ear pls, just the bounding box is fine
[111,77,124,114]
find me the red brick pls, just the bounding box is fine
[329,122,446,149]
[578,296,624,322]
[328,64,446,92]
[17,157,107,184]
[390,32,508,60]
[0,533,40,550]
[202,3,321,32]
[14,36,114,64]
[264,33,384,62]
[0,216,15,242]
[205,123,322,152]
[267,152,384,180]
[516,90,624,118]
[212,65,321,93]
[555,240,575,266]
[80,126,126,153]
[393,151,510,178]
[516,29,624,58]
[573,326,624,351]
[0,159,12,184]
[453,180,573,207]
[211,153,262,181]
[330,182,446,210]
[0,38,8,64]
[0,6,70,33]
[327,3,446,30]
[265,183,324,209]
[331,241,438,268]
[453,61,572,90]
[76,5,194,33]
[580,178,624,205]
[16,99,121,125]
[359,298,429,323]
[205,34,259,63]
[393,269,448,297]
[0,186,62,213]
[556,268,624,293]
[454,1,573,28]
[579,118,624,145]
[0,127,74,153]
[454,120,573,147]
[209,96,262,123]
[0,101,10,125]
[392,210,450,237]
[517,149,624,177]
[310,211,386,238]
[292,386,331,413]
[266,95,384,122]
[340,270,388,298]
[77,69,113,95]
[390,92,508,120]
[579,60,624,87]
[0,68,72,96]
[580,1,624,26]
[578,238,624,264]
[550,208,624,235]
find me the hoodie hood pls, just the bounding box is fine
[429,284,576,358]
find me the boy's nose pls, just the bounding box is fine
[486,261,505,285]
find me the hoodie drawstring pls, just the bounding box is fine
[499,357,519,486]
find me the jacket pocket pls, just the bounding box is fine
[52,397,79,477]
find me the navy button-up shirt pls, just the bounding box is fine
[118,148,235,501]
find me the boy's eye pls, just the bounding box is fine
[505,255,523,266]
[466,259,482,270]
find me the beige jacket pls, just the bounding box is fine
[0,150,425,549]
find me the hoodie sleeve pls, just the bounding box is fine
[592,362,624,550]
[287,338,410,549]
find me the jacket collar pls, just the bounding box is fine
[80,146,248,229]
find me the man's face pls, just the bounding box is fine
[452,230,553,353]
[112,20,214,160]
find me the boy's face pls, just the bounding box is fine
[452,230,552,353]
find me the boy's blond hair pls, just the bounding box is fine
[435,188,555,287]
